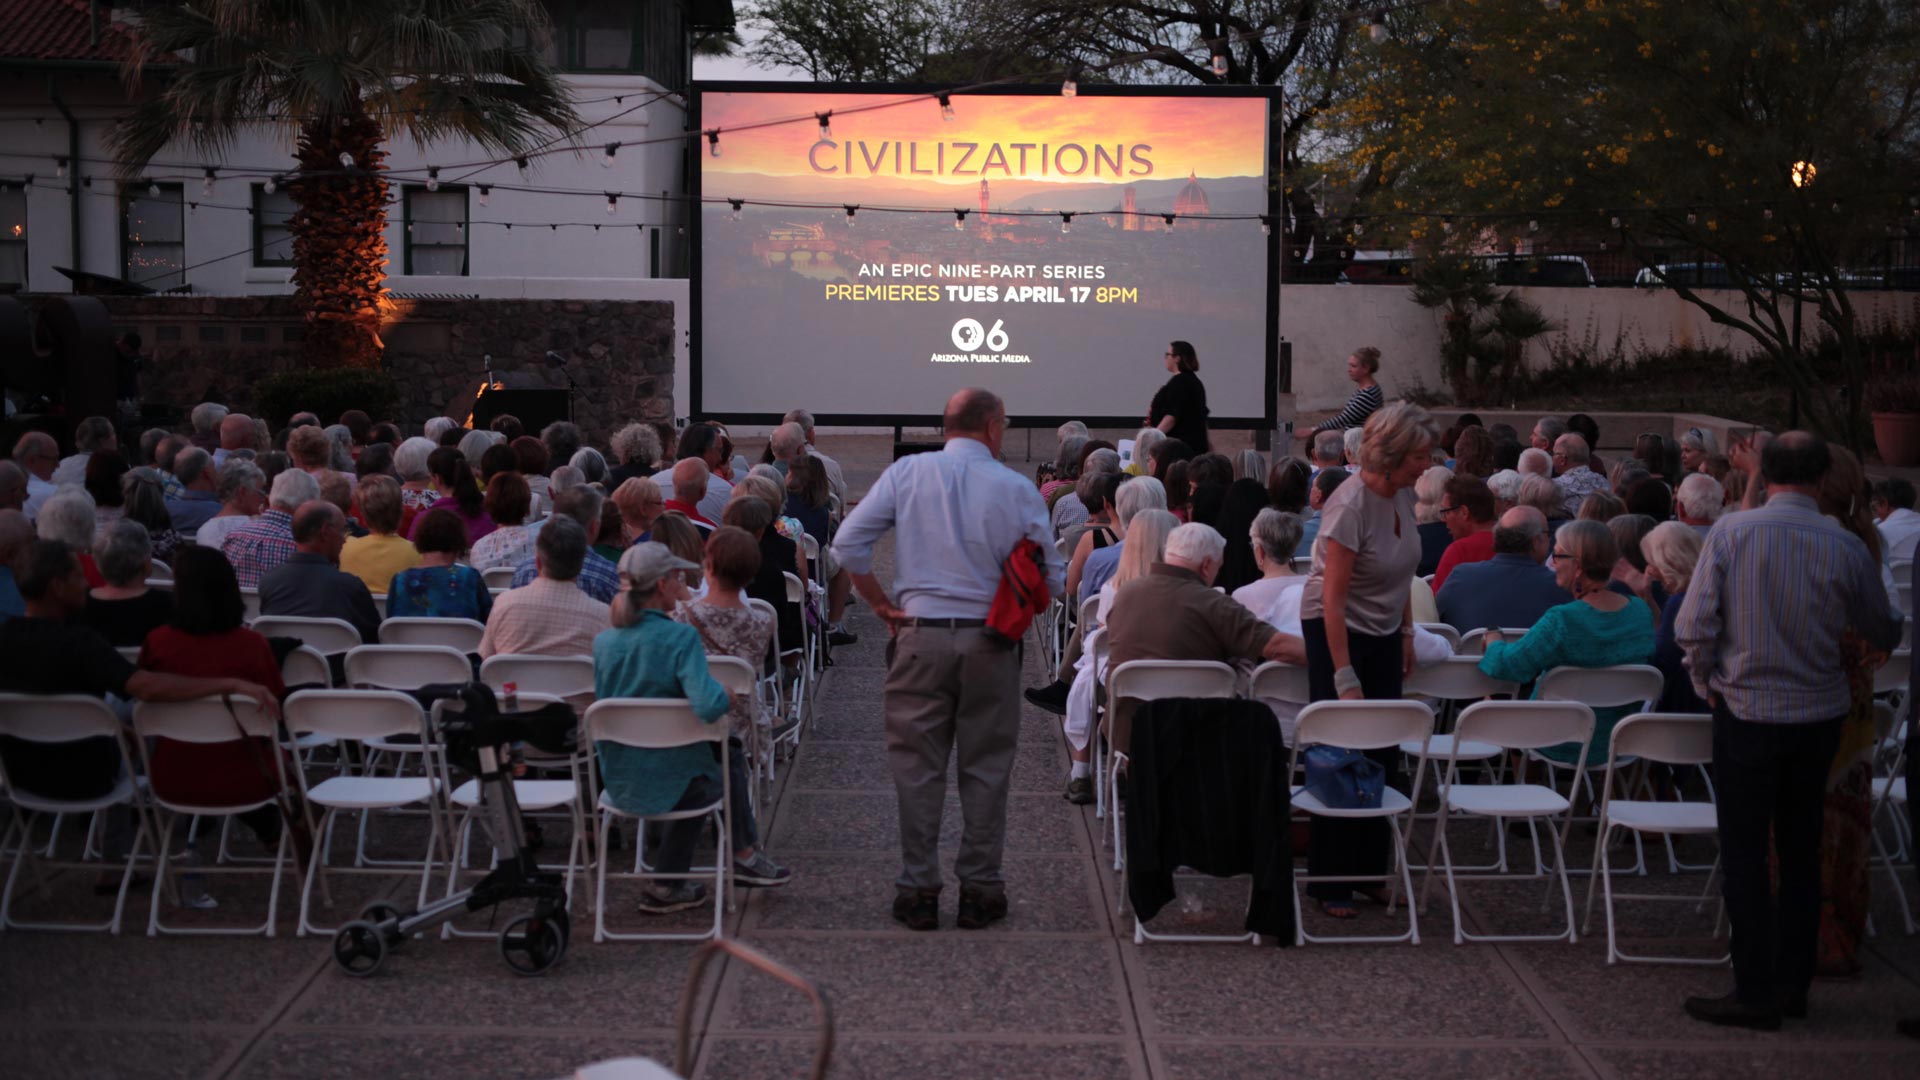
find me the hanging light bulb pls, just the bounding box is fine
[188,201,198,217]
[201,168,216,197]
[426,167,440,192]
[1610,213,1622,228]
[1762,206,1774,220]
[1060,212,1073,234]
[706,129,722,157]
[817,112,833,140]
[1442,215,1454,232]
[338,151,354,168]
[148,180,161,198]
[1527,219,1539,233]
[954,209,967,230]
[1061,74,1079,98]
[603,142,618,167]
[1368,10,1389,43]
[1259,215,1272,236]
[1685,209,1697,225]
[477,185,490,207]
[938,94,955,121]
[844,204,858,226]
[55,157,67,179]
[1162,213,1175,230]
[605,193,618,215]
[729,198,743,222]
[265,175,278,195]
[1211,51,1229,78]
[516,157,531,179]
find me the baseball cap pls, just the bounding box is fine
[618,541,699,592]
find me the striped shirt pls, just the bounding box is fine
[1312,384,1384,433]
[1676,493,1901,722]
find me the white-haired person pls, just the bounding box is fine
[392,435,439,536]
[1298,401,1436,919]
[196,459,266,551]
[1486,468,1524,515]
[1060,508,1179,803]
[609,423,662,486]
[1637,521,1708,715]
[1517,446,1553,478]
[1676,472,1726,537]
[1679,425,1718,474]
[1412,464,1454,577]
[187,402,228,453]
[223,468,320,589]
[423,416,459,444]
[83,519,172,648]
[37,490,104,587]
[1043,432,1089,509]
[53,415,118,487]
[571,447,610,488]
[1342,425,1364,468]
[1126,426,1164,477]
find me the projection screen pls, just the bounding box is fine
[692,84,1277,428]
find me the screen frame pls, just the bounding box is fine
[689,80,1282,430]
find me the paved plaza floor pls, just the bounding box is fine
[3,440,1919,1078]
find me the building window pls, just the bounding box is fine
[0,183,25,289]
[403,185,468,276]
[122,182,185,289]
[253,184,296,267]
[522,1,637,71]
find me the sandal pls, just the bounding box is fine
[1319,899,1360,919]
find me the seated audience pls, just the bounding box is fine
[1477,519,1655,765]
[1053,447,1119,540]
[1568,413,1606,474]
[1486,468,1523,515]
[786,453,854,640]
[386,508,493,621]
[1436,506,1570,631]
[512,436,552,506]
[339,475,419,594]
[664,457,719,534]
[1234,508,1310,744]
[1577,489,1626,523]
[1552,433,1609,517]
[224,469,320,589]
[479,517,609,658]
[0,462,24,516]
[1678,425,1717,473]
[15,431,59,520]
[410,447,494,546]
[594,543,781,913]
[1873,477,1920,560]
[1309,430,1345,476]
[139,545,291,845]
[1451,424,1496,479]
[0,540,277,803]
[0,510,29,617]
[1621,471,1673,521]
[470,472,537,572]
[1078,476,1167,603]
[487,415,523,444]
[609,422,662,486]
[1640,522,1708,715]
[393,436,441,537]
[84,450,130,527]
[54,415,117,486]
[196,459,267,551]
[649,512,707,590]
[1303,466,1351,558]
[1342,426,1364,467]
[1213,477,1272,594]
[509,487,620,603]
[571,447,610,488]
[1431,474,1498,592]
[1127,427,1164,476]
[258,500,381,642]
[122,468,184,564]
[1607,513,1667,612]
[38,491,105,587]
[1064,472,1124,599]
[165,447,223,534]
[612,476,667,545]
[1518,446,1552,478]
[1677,472,1727,537]
[592,498,628,562]
[83,520,173,647]
[215,411,260,467]
[1517,472,1568,524]
[652,423,734,523]
[721,493,802,655]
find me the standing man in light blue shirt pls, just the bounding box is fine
[833,388,1064,932]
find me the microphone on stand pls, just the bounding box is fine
[544,350,568,366]
[483,352,494,389]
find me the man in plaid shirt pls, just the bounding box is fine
[509,487,620,603]
[222,469,319,589]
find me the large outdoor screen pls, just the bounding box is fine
[693,85,1275,426]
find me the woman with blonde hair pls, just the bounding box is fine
[610,475,667,544]
[1637,522,1706,716]
[1413,464,1454,577]
[1060,508,1179,804]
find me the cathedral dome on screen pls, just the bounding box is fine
[1172,171,1211,217]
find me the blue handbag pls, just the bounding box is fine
[1302,746,1386,809]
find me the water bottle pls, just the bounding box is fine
[179,840,218,910]
[502,681,520,712]
[1179,890,1205,920]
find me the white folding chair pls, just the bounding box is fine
[751,598,795,762]
[1400,659,1522,871]
[0,695,156,935]
[344,644,472,691]
[1287,700,1434,946]
[131,696,296,937]
[587,699,729,943]
[439,690,589,937]
[1247,661,1311,749]
[1105,660,1237,876]
[251,615,363,656]
[480,654,596,702]
[280,644,333,689]
[148,560,173,583]
[240,587,262,622]
[380,617,486,654]
[483,566,518,590]
[1579,713,1727,965]
[1420,700,1595,945]
[371,594,387,620]
[1455,627,1533,656]
[781,571,815,723]
[707,656,767,815]
[285,689,446,936]
[1535,664,1665,873]
[1416,622,1462,652]
[1868,702,1916,934]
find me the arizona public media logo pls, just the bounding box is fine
[931,317,1031,364]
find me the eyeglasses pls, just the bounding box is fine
[1549,549,1570,562]
[1437,503,1461,515]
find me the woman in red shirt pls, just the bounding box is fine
[139,546,289,842]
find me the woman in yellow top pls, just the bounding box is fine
[338,475,419,595]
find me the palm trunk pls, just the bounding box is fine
[289,111,389,369]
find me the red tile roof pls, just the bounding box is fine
[0,0,145,63]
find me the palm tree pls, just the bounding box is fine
[111,1,582,369]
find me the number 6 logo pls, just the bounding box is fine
[984,319,1009,352]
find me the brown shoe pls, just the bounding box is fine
[956,887,1008,930]
[891,888,939,931]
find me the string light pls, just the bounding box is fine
[1762,206,1773,220]
[55,157,67,179]
[817,112,833,140]
[603,142,619,167]
[844,204,858,226]
[338,152,354,168]
[728,198,743,222]
[1211,50,1229,77]
[954,208,968,230]
[201,168,216,196]
[426,167,441,192]
[147,180,161,198]
[1368,9,1389,43]
[264,176,277,194]
[1162,213,1175,230]
[938,94,955,121]
[1059,212,1073,234]
[1061,72,1079,98]
[476,185,490,207]
[188,201,197,216]
[516,157,531,178]
[1259,214,1271,236]
[605,192,618,214]
[1528,219,1539,233]
[1610,213,1622,228]
[1685,209,1697,225]
[706,129,722,157]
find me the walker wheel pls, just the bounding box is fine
[332,920,387,977]
[358,901,406,947]
[500,912,568,976]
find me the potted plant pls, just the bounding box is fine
[1867,369,1920,466]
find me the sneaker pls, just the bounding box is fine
[1683,992,1781,1031]
[828,625,859,646]
[637,881,709,915]
[891,888,940,931]
[956,887,1008,930]
[1023,680,1069,715]
[1064,775,1095,805]
[733,851,793,887]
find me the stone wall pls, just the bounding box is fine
[83,295,675,440]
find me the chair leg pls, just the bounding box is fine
[594,811,612,944]
[1546,822,1577,944]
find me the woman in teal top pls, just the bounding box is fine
[385,508,493,621]
[595,542,786,914]
[1478,519,1656,765]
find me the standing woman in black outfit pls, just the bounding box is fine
[1297,345,1386,445]
[1148,340,1210,453]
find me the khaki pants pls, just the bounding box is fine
[883,624,1022,894]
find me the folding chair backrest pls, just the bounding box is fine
[1079,595,1100,630]
[1290,555,1312,575]
[117,645,141,664]
[148,559,173,583]
[1417,622,1463,651]
[1875,650,1911,697]
[801,533,821,565]
[380,617,486,653]
[1405,656,1519,701]
[1902,617,1913,651]
[482,566,518,590]
[1873,700,1900,746]
[344,644,472,690]
[251,615,362,656]
[1109,660,1237,704]
[281,644,333,688]
[1537,664,1663,710]
[749,597,785,662]
[133,695,278,742]
[371,594,388,620]
[783,571,805,605]
[480,654,595,699]
[1249,662,1312,706]
[707,655,756,696]
[1607,712,1713,768]
[240,587,262,621]
[1454,700,1595,754]
[1294,700,1433,752]
[286,689,430,743]
[586,699,723,749]
[0,693,124,743]
[1457,627,1534,656]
